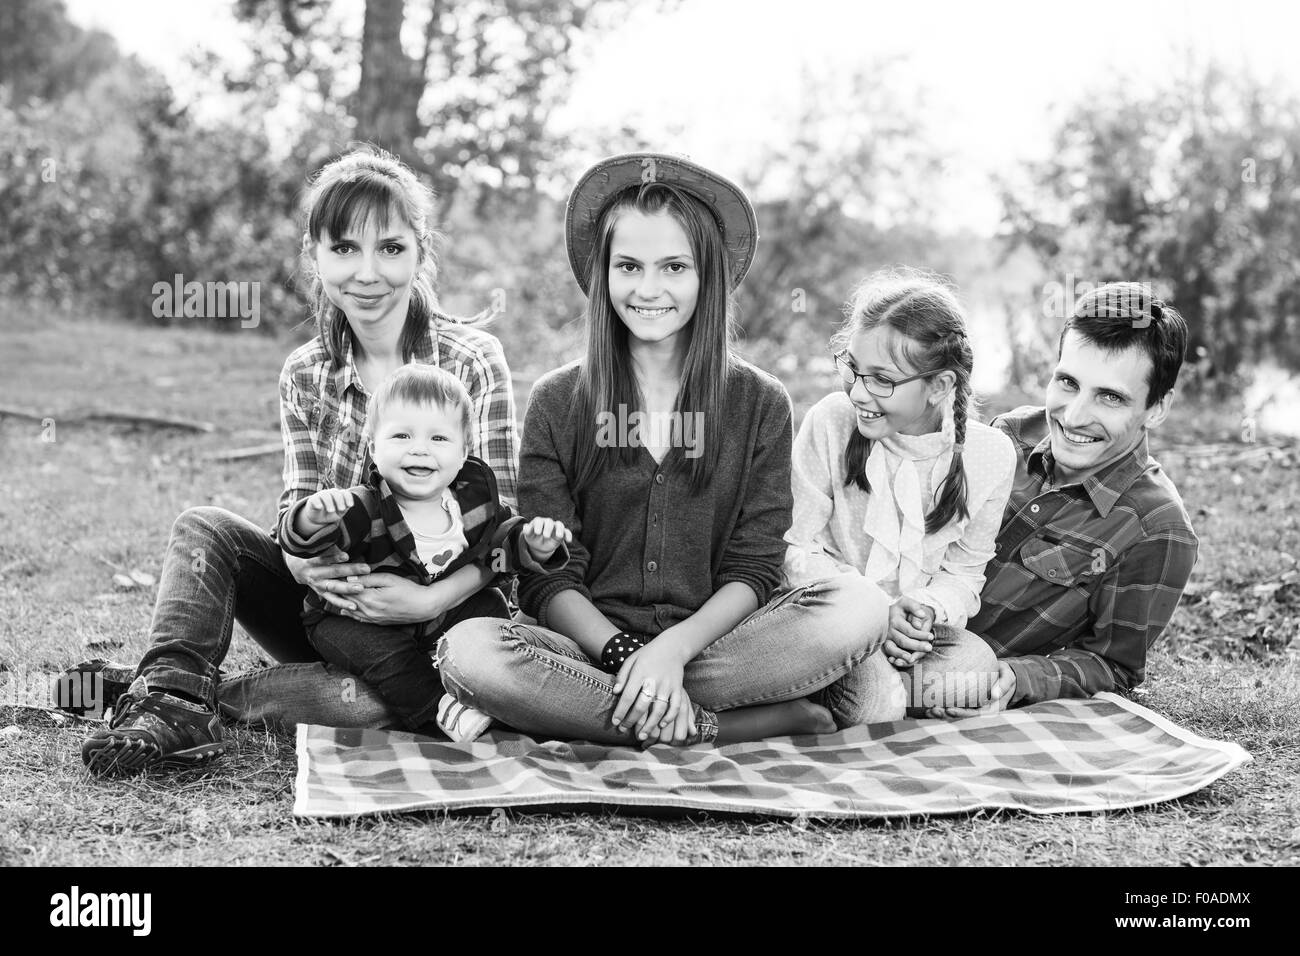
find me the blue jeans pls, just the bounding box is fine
[436,573,891,745]
[134,506,429,731]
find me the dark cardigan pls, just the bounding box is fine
[516,359,793,638]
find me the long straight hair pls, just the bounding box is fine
[571,182,735,494]
[299,145,479,368]
[833,268,974,534]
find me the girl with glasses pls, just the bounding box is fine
[784,269,1018,721]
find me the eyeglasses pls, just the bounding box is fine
[832,349,933,398]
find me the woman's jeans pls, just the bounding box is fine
[437,574,891,745]
[135,506,445,731]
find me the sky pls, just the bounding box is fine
[66,0,1300,232]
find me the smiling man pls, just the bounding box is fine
[930,283,1198,716]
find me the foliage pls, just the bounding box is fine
[230,0,638,205]
[999,64,1300,378]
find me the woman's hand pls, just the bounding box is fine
[610,636,689,742]
[282,549,369,611]
[335,571,443,626]
[883,596,935,668]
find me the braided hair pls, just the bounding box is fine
[832,268,973,534]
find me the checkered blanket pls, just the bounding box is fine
[292,693,1250,819]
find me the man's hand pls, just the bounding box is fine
[884,596,935,667]
[927,661,1017,719]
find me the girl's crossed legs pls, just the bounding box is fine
[437,573,891,746]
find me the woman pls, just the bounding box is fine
[436,153,889,747]
[77,146,519,775]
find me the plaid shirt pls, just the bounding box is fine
[276,320,519,524]
[968,406,1198,706]
[277,457,565,638]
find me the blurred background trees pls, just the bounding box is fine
[2,0,1298,403]
[999,65,1300,393]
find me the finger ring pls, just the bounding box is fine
[639,687,653,696]
[653,696,669,703]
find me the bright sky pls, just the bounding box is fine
[67,0,1300,235]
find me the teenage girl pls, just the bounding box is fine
[437,153,888,746]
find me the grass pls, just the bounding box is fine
[2,312,1298,866]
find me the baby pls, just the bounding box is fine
[277,364,570,741]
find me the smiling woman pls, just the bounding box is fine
[73,146,523,777]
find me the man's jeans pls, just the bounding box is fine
[437,574,891,746]
[136,506,442,731]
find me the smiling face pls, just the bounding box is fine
[368,399,468,502]
[314,212,419,334]
[842,325,954,439]
[1046,329,1173,483]
[606,209,700,351]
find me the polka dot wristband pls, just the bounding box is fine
[599,631,648,673]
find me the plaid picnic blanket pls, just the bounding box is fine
[292,693,1250,819]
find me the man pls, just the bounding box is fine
[903,283,1198,716]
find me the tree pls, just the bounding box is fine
[734,62,946,346]
[999,64,1300,379]
[232,0,628,205]
[0,0,119,104]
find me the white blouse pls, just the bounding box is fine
[783,391,1017,627]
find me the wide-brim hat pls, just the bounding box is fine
[564,152,759,296]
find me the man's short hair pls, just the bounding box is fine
[1059,282,1189,407]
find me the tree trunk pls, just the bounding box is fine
[356,0,421,162]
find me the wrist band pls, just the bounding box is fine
[599,631,648,673]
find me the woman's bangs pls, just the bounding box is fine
[310,175,407,243]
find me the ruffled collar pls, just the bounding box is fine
[861,411,958,594]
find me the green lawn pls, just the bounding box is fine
[1,313,1297,865]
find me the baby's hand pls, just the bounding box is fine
[302,488,355,527]
[522,517,572,561]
